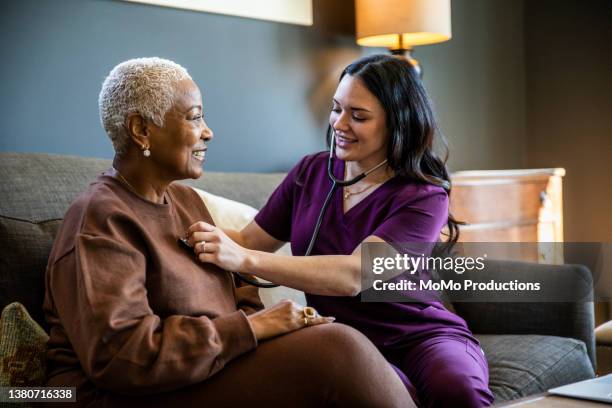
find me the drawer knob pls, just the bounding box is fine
[540,191,550,205]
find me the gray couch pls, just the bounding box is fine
[0,152,596,404]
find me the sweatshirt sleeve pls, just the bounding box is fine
[47,233,257,396]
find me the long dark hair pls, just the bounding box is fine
[329,54,462,244]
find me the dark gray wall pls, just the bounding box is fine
[524,0,612,241]
[421,0,526,172]
[0,0,526,172]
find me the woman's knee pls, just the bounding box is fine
[308,323,376,357]
[253,323,373,378]
[296,324,414,407]
[298,324,389,373]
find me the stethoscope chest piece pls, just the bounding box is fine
[178,237,278,288]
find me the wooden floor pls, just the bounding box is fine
[496,394,610,407]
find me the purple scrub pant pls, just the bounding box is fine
[383,335,495,408]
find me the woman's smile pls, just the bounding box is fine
[335,134,357,150]
[191,147,207,162]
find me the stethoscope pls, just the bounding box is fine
[182,131,388,288]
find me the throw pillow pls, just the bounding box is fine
[192,188,258,230]
[191,187,292,257]
[0,302,48,387]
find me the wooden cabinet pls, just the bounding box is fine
[448,168,565,262]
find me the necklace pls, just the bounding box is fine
[343,163,393,200]
[344,183,378,200]
[113,167,168,204]
[113,167,138,193]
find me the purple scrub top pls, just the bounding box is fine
[255,152,475,347]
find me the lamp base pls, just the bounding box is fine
[390,48,422,77]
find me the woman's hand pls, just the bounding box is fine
[247,300,335,342]
[187,221,249,272]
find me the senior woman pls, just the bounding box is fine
[43,58,414,407]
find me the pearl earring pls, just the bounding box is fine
[143,148,151,157]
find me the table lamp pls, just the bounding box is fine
[355,0,452,76]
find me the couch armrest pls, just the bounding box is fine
[451,260,596,369]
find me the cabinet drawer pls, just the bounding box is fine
[450,180,549,224]
[448,168,565,245]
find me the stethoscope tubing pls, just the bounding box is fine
[303,131,387,257]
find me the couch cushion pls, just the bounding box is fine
[0,153,286,220]
[0,302,49,387]
[477,334,595,402]
[0,153,111,222]
[0,217,62,330]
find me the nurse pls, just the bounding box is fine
[187,54,495,407]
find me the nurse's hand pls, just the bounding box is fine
[247,300,335,342]
[187,221,249,272]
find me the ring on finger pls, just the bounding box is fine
[303,306,317,326]
[303,306,317,318]
[199,241,206,253]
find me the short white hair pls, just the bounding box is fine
[98,57,192,155]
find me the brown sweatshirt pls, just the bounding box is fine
[43,172,263,399]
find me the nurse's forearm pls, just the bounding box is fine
[242,251,361,297]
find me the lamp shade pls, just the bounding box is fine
[356,0,452,49]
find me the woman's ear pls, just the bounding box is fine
[125,113,150,151]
